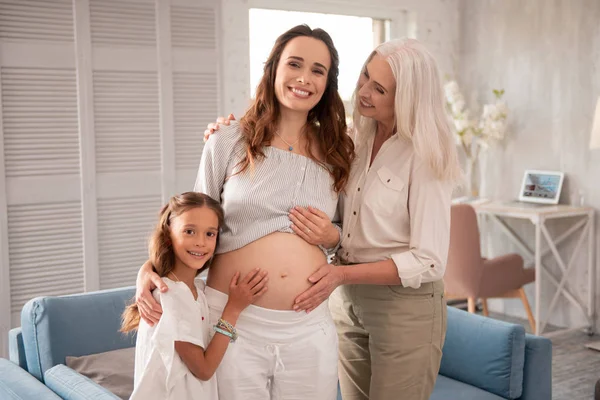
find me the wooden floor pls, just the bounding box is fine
[487,311,599,400]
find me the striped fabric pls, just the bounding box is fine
[194,122,341,254]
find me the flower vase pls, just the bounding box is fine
[466,156,480,198]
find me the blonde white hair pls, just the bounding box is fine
[352,38,461,183]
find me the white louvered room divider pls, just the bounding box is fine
[0,0,220,357]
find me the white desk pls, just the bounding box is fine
[471,200,595,335]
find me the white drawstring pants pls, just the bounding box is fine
[205,286,339,400]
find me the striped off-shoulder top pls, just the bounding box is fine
[194,121,341,255]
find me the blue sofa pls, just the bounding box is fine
[0,358,63,399]
[432,307,551,400]
[10,287,136,399]
[9,287,551,399]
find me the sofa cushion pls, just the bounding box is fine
[439,307,525,399]
[430,375,508,400]
[66,347,135,399]
[0,358,62,400]
[44,364,121,400]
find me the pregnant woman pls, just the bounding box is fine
[134,24,354,400]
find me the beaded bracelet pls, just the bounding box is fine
[220,323,238,342]
[217,318,235,333]
[213,326,236,342]
[213,318,238,342]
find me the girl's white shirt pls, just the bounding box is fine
[130,277,217,400]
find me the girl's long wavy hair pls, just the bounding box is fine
[238,24,354,193]
[120,192,224,333]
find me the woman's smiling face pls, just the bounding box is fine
[274,36,331,115]
[356,53,396,125]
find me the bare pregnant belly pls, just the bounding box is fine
[206,232,326,310]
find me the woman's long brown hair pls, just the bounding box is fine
[239,24,354,193]
[120,192,224,333]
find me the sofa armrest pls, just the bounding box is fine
[0,358,62,400]
[44,364,121,400]
[9,327,27,371]
[440,307,526,399]
[518,334,552,400]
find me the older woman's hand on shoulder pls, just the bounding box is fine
[203,114,235,142]
[289,206,339,249]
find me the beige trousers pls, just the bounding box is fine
[330,280,446,400]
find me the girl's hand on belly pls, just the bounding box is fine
[292,263,345,313]
[289,206,339,249]
[227,269,269,312]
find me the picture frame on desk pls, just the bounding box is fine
[518,170,564,205]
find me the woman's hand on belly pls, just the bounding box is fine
[207,233,327,310]
[289,206,339,249]
[293,263,345,313]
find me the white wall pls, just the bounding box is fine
[458,0,600,330]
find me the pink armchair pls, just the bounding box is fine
[445,204,536,333]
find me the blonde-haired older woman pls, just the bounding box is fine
[290,38,461,400]
[205,38,461,400]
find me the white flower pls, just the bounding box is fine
[455,118,470,133]
[451,98,466,115]
[444,80,508,153]
[462,130,474,146]
[495,101,508,117]
[482,104,500,120]
[444,81,460,102]
[490,121,506,139]
[480,118,506,141]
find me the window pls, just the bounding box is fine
[249,9,390,105]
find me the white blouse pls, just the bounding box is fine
[131,278,217,400]
[337,130,453,289]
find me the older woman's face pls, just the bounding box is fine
[356,53,396,125]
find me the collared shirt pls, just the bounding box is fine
[337,131,453,289]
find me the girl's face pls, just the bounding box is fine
[356,53,396,125]
[169,206,219,271]
[274,36,331,115]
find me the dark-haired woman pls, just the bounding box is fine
[135,25,354,400]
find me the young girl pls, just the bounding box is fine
[121,192,269,400]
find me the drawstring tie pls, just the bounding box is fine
[266,344,285,373]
